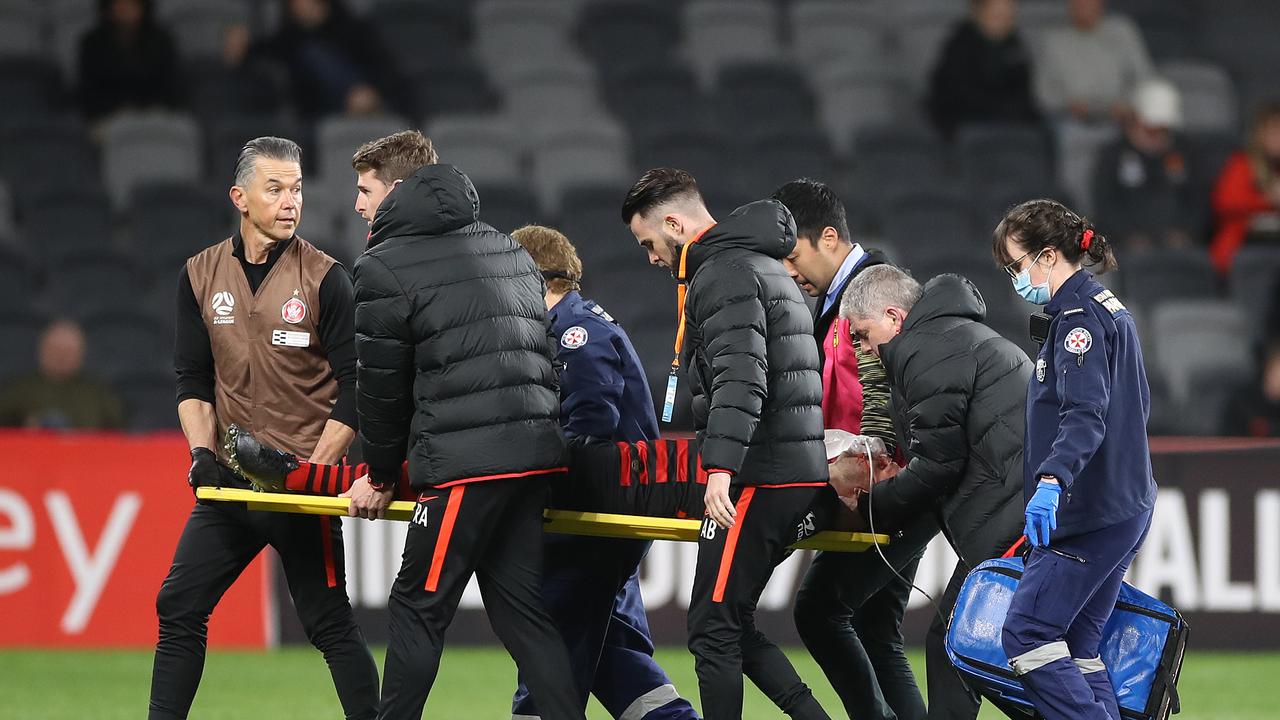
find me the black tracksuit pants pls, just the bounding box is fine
[687,483,831,720]
[794,512,938,720]
[148,501,379,719]
[377,477,585,720]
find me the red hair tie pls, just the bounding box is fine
[1080,229,1094,250]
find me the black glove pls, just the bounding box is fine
[189,447,223,490]
[188,447,248,493]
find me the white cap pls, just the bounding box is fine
[1133,78,1183,129]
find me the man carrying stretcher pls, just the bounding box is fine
[226,221,699,720]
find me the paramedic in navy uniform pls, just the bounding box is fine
[508,225,698,720]
[992,199,1157,720]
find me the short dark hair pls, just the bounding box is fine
[770,178,850,246]
[992,198,1118,274]
[234,136,301,186]
[620,167,704,224]
[352,130,437,184]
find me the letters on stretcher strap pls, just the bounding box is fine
[194,487,889,552]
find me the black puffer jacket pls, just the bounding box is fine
[682,200,827,487]
[868,274,1029,565]
[354,164,564,490]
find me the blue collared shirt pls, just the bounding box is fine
[822,243,867,316]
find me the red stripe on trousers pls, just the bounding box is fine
[618,442,632,487]
[654,441,669,483]
[319,516,337,588]
[712,487,755,603]
[425,486,465,592]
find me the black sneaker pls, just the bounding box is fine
[224,424,298,492]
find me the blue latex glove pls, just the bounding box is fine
[1024,480,1062,547]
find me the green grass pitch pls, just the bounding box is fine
[2,647,1274,718]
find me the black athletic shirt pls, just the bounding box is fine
[174,235,358,430]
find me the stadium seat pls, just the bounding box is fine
[369,0,471,73]
[426,114,523,187]
[22,191,114,264]
[0,117,97,199]
[116,369,179,431]
[1159,60,1239,134]
[602,61,703,139]
[407,61,501,123]
[1230,246,1280,339]
[130,183,233,274]
[44,254,142,319]
[711,62,819,137]
[0,246,39,315]
[476,182,543,235]
[46,0,95,80]
[315,115,409,184]
[1018,1,1070,53]
[0,57,65,112]
[556,186,641,273]
[894,17,955,96]
[1150,299,1251,406]
[1173,364,1254,436]
[882,188,981,266]
[475,0,578,69]
[530,123,631,214]
[809,66,902,155]
[157,0,251,62]
[845,125,953,222]
[185,59,290,123]
[734,128,838,200]
[576,1,680,75]
[682,0,783,87]
[0,0,43,58]
[0,310,46,380]
[790,2,890,77]
[1053,120,1120,214]
[1119,248,1217,311]
[957,124,1056,194]
[500,61,608,138]
[82,310,167,381]
[204,114,307,182]
[100,113,203,211]
[635,127,737,199]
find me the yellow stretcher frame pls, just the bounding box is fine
[195,487,888,552]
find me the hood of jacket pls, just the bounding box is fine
[682,199,796,279]
[903,273,987,330]
[368,163,480,248]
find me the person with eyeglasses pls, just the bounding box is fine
[992,199,1157,720]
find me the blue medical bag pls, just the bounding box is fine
[945,557,1188,719]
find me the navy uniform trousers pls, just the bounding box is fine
[1001,510,1153,720]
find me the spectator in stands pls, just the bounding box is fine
[77,0,182,124]
[1092,78,1201,251]
[255,0,407,120]
[1221,336,1280,437]
[927,0,1042,140]
[0,319,123,430]
[1209,102,1280,275]
[1034,0,1152,124]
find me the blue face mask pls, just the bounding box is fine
[1011,249,1051,305]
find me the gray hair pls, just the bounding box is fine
[840,264,922,320]
[233,136,302,186]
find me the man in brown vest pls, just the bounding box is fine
[148,137,379,720]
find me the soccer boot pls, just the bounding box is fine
[224,424,298,492]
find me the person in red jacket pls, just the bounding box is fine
[1210,102,1280,274]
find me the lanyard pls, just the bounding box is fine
[662,226,711,422]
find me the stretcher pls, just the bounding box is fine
[194,486,889,552]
